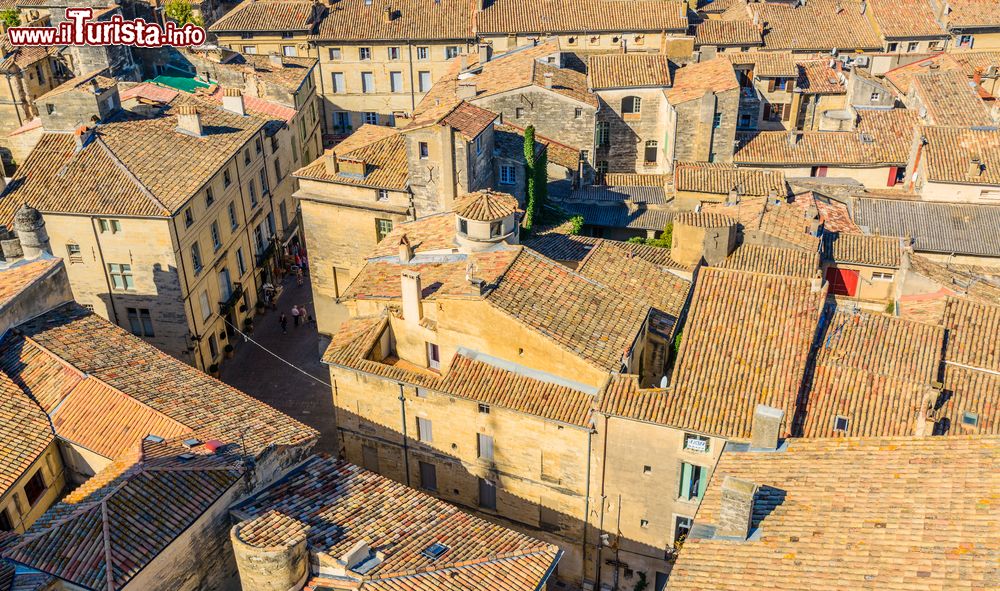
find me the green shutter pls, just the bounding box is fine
[679,463,692,500]
[697,466,709,500]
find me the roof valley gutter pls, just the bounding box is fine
[534,549,564,591]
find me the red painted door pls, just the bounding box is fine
[825,267,859,296]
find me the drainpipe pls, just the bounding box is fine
[407,41,417,113]
[398,382,411,486]
[595,412,611,586]
[169,212,207,370]
[89,217,120,326]
[581,426,593,584]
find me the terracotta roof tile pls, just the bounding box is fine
[942,297,1000,372]
[921,125,1000,186]
[669,436,1000,590]
[795,59,847,94]
[476,0,688,34]
[912,71,993,126]
[702,197,822,252]
[587,53,672,90]
[673,211,737,228]
[0,374,53,498]
[718,243,819,277]
[822,232,903,267]
[209,0,318,32]
[787,191,859,234]
[726,51,797,78]
[522,228,601,262]
[454,189,519,221]
[867,0,946,38]
[938,364,1000,435]
[941,0,1000,28]
[726,0,882,51]
[694,19,762,47]
[882,52,999,95]
[314,0,472,40]
[577,240,691,319]
[665,57,739,104]
[234,456,560,589]
[295,125,408,191]
[674,162,786,198]
[0,259,61,310]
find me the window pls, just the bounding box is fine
[248,178,258,208]
[228,202,239,230]
[282,45,297,57]
[254,225,265,252]
[640,519,649,528]
[210,221,221,251]
[446,45,460,59]
[46,103,55,115]
[361,72,375,93]
[872,271,894,282]
[108,263,134,290]
[478,433,494,461]
[678,462,707,501]
[127,307,154,337]
[218,267,233,301]
[499,165,515,185]
[907,41,919,52]
[459,218,468,234]
[418,71,432,92]
[200,290,212,321]
[184,208,194,228]
[475,134,483,154]
[99,218,109,232]
[418,142,429,159]
[478,478,496,510]
[255,137,263,155]
[929,40,943,50]
[713,113,722,129]
[390,71,403,93]
[223,169,232,188]
[419,461,437,491]
[387,46,400,60]
[515,107,525,118]
[478,403,490,414]
[334,111,351,131]
[958,35,974,48]
[0,508,12,532]
[236,247,247,275]
[416,46,429,60]
[415,387,429,398]
[259,168,269,194]
[622,96,641,115]
[205,186,215,207]
[331,72,345,93]
[208,333,219,359]
[426,342,441,370]
[644,140,658,164]
[359,47,371,60]
[596,160,608,174]
[834,415,850,432]
[595,121,610,147]
[23,470,46,506]
[962,411,979,427]
[490,221,502,238]
[870,91,882,102]
[191,243,203,274]
[371,218,393,243]
[674,516,693,543]
[267,212,276,236]
[66,243,83,263]
[417,417,433,442]
[574,107,582,118]
[328,47,341,60]
[274,157,282,181]
[684,433,710,452]
[377,189,390,201]
[886,42,898,52]
[364,112,378,125]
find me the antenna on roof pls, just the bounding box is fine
[465,259,478,283]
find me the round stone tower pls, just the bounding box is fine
[13,203,51,259]
[453,189,520,253]
[230,511,310,591]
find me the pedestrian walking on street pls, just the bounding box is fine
[302,305,314,324]
[296,266,304,286]
[279,313,288,334]
[291,304,301,327]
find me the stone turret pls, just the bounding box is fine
[231,511,310,591]
[453,189,520,253]
[13,204,51,259]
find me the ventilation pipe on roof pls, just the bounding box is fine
[543,72,553,89]
[401,270,423,323]
[750,404,784,450]
[718,476,758,540]
[382,5,393,22]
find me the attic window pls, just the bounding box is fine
[834,416,849,432]
[178,453,195,461]
[421,542,449,560]
[183,438,202,448]
[962,411,979,427]
[478,403,490,414]
[144,434,165,443]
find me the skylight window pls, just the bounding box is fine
[833,416,849,432]
[962,411,979,427]
[421,542,449,560]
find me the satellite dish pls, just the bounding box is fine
[659,376,668,389]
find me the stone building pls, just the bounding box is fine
[664,57,740,164]
[727,52,800,132]
[0,75,315,371]
[588,53,673,174]
[905,126,1000,203]
[208,0,322,59]
[671,161,787,208]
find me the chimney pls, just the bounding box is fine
[478,43,492,64]
[340,540,372,570]
[13,204,51,259]
[859,0,866,13]
[382,5,393,22]
[324,151,339,175]
[398,234,413,262]
[175,104,203,137]
[718,476,758,540]
[0,225,23,262]
[805,204,821,236]
[401,270,423,322]
[459,54,468,70]
[73,125,93,151]
[222,87,246,116]
[787,131,799,147]
[973,66,984,87]
[968,158,983,177]
[456,82,477,100]
[810,270,824,292]
[268,53,284,68]
[543,72,553,89]
[749,404,784,450]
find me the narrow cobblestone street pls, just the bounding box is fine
[219,275,338,454]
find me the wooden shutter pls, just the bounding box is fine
[697,466,709,499]
[782,103,791,121]
[767,78,776,92]
[762,104,772,120]
[679,462,693,499]
[478,434,494,461]
[887,166,898,186]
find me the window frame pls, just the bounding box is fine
[108,263,134,291]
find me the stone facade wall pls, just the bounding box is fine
[595,88,669,173]
[0,442,67,534]
[473,88,596,154]
[671,87,738,163]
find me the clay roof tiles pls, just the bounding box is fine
[795,59,847,94]
[718,243,819,278]
[941,0,1000,28]
[0,374,54,498]
[314,0,473,40]
[911,71,993,126]
[209,0,317,32]
[821,232,903,267]
[726,51,798,78]
[587,53,672,90]
[668,436,1000,590]
[234,456,560,589]
[476,0,688,34]
[867,0,947,38]
[665,57,739,104]
[576,240,691,319]
[295,125,408,191]
[674,162,786,198]
[0,259,61,310]
[920,126,1000,186]
[729,0,882,51]
[454,190,519,221]
[694,19,762,47]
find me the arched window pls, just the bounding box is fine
[644,140,658,164]
[622,96,641,115]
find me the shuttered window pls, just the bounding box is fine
[478,434,494,461]
[678,462,708,501]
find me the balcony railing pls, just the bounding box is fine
[218,282,244,315]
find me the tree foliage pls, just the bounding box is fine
[522,125,537,231]
[164,0,203,26]
[626,222,674,248]
[0,9,21,27]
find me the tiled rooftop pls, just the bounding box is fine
[717,243,819,278]
[665,57,739,104]
[725,0,882,51]
[694,19,762,47]
[668,436,1000,591]
[0,258,61,310]
[476,0,688,34]
[702,197,821,252]
[295,125,408,191]
[0,374,53,498]
[314,0,472,40]
[726,51,797,78]
[209,0,318,32]
[454,189,519,221]
[233,456,559,590]
[911,71,993,127]
[867,0,946,38]
[673,162,786,198]
[795,59,846,95]
[821,232,903,268]
[587,53,672,90]
[920,126,1000,186]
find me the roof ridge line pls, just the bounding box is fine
[101,499,115,591]
[92,135,171,215]
[365,545,558,582]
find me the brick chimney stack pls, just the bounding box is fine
[718,476,758,540]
